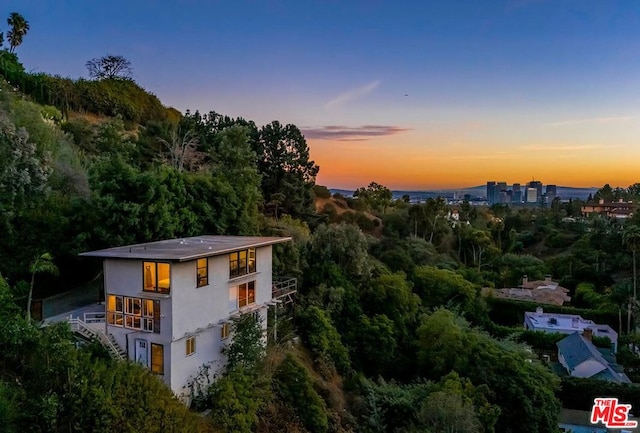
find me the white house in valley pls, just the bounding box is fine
[79,235,294,399]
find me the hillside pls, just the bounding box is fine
[3,24,640,433]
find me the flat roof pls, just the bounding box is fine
[525,311,617,338]
[79,235,292,262]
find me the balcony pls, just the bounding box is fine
[272,278,297,304]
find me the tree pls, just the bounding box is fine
[354,181,392,214]
[85,55,133,80]
[256,121,319,218]
[6,13,29,54]
[419,390,482,433]
[157,127,203,172]
[26,253,58,321]
[623,224,640,301]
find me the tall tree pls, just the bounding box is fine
[26,252,58,322]
[256,121,319,219]
[623,224,640,301]
[85,55,133,80]
[6,13,29,54]
[157,127,204,172]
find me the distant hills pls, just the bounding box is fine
[330,185,598,201]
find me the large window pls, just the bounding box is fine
[143,262,170,293]
[186,336,196,356]
[151,343,164,374]
[197,258,208,287]
[238,281,256,308]
[107,295,156,332]
[229,248,256,278]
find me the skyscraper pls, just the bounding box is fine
[513,183,522,204]
[487,181,496,204]
[546,184,557,203]
[496,181,508,203]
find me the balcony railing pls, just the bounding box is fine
[272,278,297,304]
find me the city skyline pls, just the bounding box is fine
[5,0,640,189]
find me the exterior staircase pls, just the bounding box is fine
[68,317,126,360]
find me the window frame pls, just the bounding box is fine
[229,248,256,278]
[196,258,208,287]
[186,336,196,357]
[221,323,230,340]
[143,261,171,294]
[238,281,256,308]
[151,343,164,375]
[108,295,155,332]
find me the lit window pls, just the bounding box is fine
[108,295,156,333]
[248,248,256,273]
[238,281,256,308]
[186,336,196,356]
[221,323,230,340]
[143,262,171,293]
[151,343,164,374]
[197,258,208,287]
[107,295,124,326]
[229,248,257,278]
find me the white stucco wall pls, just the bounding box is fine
[103,258,174,388]
[102,245,275,396]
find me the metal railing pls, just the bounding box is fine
[83,311,106,323]
[68,318,124,360]
[272,278,297,303]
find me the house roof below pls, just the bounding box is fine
[79,236,292,262]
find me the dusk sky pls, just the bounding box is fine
[5,0,640,189]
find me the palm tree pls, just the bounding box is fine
[623,224,640,301]
[26,253,58,322]
[7,12,30,54]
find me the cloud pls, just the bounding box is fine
[451,152,512,160]
[302,125,411,141]
[544,116,634,127]
[325,80,381,109]
[522,144,614,151]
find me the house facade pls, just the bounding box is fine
[581,199,636,219]
[80,235,292,398]
[557,331,631,384]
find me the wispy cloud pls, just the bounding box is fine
[544,116,634,127]
[302,125,410,141]
[522,144,615,151]
[325,80,381,109]
[451,152,512,160]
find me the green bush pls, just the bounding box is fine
[273,354,328,433]
[486,297,618,329]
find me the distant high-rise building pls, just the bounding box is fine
[463,194,471,203]
[546,184,557,203]
[496,181,507,204]
[513,183,522,204]
[487,181,496,204]
[528,180,543,201]
[526,187,538,203]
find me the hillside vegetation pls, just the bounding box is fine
[4,17,640,433]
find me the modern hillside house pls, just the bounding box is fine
[79,235,295,399]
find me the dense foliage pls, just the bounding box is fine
[3,39,640,433]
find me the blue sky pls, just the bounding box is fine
[4,0,640,188]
